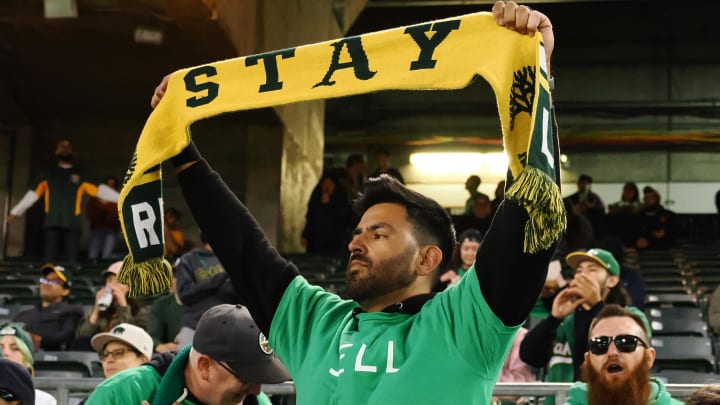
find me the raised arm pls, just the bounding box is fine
[172,149,299,335]
[475,2,559,326]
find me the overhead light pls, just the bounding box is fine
[44,0,78,19]
[134,27,164,46]
[410,152,508,174]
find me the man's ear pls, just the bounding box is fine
[61,288,71,297]
[197,354,212,381]
[606,275,620,289]
[645,347,656,367]
[417,246,442,276]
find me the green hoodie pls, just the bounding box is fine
[563,378,684,405]
[85,345,272,405]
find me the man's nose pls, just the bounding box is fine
[348,235,365,254]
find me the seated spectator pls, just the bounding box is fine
[90,323,153,378]
[341,154,365,200]
[463,175,489,215]
[148,267,183,353]
[453,193,493,236]
[0,358,35,405]
[75,261,149,350]
[301,173,353,255]
[370,149,405,184]
[85,304,290,405]
[635,186,681,250]
[163,207,186,261]
[436,228,483,290]
[564,304,682,405]
[175,235,240,348]
[491,180,505,215]
[1,323,57,404]
[13,263,84,351]
[686,385,720,405]
[608,182,642,215]
[520,248,647,405]
[555,199,594,259]
[567,174,605,216]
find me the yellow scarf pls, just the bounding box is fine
[118,12,565,296]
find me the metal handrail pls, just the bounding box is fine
[34,378,707,404]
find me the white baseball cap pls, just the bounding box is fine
[91,323,153,359]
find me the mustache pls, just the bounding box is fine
[349,253,371,265]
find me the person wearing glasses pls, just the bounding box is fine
[0,323,57,405]
[520,248,649,405]
[90,323,153,378]
[12,264,84,351]
[85,305,289,405]
[0,358,35,405]
[564,304,682,405]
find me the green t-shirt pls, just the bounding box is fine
[85,346,272,405]
[270,265,518,404]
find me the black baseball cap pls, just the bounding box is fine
[0,358,35,405]
[193,304,290,384]
[41,263,72,288]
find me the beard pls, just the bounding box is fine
[581,351,652,405]
[346,246,417,304]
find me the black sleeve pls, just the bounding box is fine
[176,159,299,335]
[572,302,604,380]
[519,315,562,368]
[475,199,557,326]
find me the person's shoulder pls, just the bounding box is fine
[88,365,158,401]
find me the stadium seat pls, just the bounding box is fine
[651,336,715,372]
[645,293,698,307]
[653,370,720,384]
[33,351,104,378]
[649,318,708,337]
[645,307,703,320]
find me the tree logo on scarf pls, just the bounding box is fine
[509,65,536,130]
[123,152,138,186]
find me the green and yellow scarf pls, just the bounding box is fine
[118,12,565,297]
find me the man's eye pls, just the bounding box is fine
[374,234,385,239]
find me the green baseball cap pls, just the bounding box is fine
[565,248,620,276]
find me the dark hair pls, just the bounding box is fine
[472,193,491,204]
[446,228,484,271]
[578,174,593,183]
[686,385,720,405]
[374,149,390,157]
[623,182,640,203]
[354,174,456,271]
[346,154,364,168]
[589,304,649,342]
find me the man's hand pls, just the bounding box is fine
[569,273,602,310]
[492,1,554,74]
[5,214,17,224]
[29,332,42,351]
[550,288,584,319]
[150,74,172,109]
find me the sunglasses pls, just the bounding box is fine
[212,358,249,384]
[588,334,648,355]
[0,387,19,402]
[39,277,63,286]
